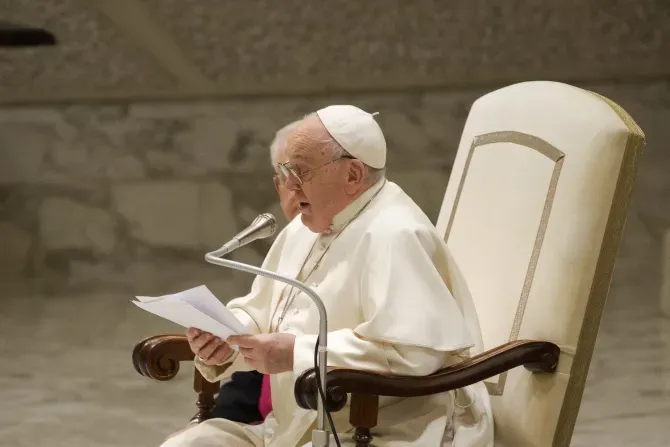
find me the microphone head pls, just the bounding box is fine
[234,213,277,247]
[250,213,277,239]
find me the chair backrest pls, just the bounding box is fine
[435,81,645,447]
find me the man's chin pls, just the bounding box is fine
[300,214,328,234]
[299,213,311,227]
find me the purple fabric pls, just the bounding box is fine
[258,374,272,420]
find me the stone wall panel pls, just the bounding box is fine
[112,181,199,248]
[0,80,667,298]
[39,197,117,254]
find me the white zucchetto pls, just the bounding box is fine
[316,105,387,169]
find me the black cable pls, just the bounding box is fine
[313,336,341,447]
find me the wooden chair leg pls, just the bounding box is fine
[191,368,220,423]
[349,393,379,447]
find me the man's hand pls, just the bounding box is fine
[186,328,233,366]
[227,333,296,374]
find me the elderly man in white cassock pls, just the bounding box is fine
[160,106,494,446]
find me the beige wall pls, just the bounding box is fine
[1,0,669,103]
[1,0,669,303]
[1,80,669,305]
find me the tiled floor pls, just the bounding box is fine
[0,292,668,447]
[570,298,670,447]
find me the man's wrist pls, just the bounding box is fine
[283,333,296,372]
[292,334,319,375]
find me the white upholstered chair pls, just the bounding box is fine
[434,80,645,446]
[293,81,645,446]
[133,81,645,447]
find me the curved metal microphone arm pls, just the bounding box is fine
[204,249,330,447]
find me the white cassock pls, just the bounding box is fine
[161,179,494,447]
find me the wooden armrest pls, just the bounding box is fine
[294,339,559,411]
[132,334,220,423]
[132,334,195,381]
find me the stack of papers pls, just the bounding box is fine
[132,285,248,342]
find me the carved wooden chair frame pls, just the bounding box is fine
[133,335,559,447]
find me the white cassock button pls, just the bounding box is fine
[293,308,299,315]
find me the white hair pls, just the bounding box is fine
[270,120,302,168]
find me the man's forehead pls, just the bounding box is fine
[284,135,315,162]
[284,117,329,163]
[286,144,325,166]
[288,148,309,161]
[277,133,300,163]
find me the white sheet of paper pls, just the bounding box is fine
[132,299,239,341]
[167,285,248,335]
[132,285,248,341]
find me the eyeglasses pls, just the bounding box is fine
[277,155,353,185]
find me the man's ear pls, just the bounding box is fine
[347,160,367,187]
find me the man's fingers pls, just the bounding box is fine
[227,335,258,348]
[187,332,210,348]
[186,327,201,340]
[200,344,232,365]
[193,333,220,350]
[209,344,233,364]
[196,339,220,360]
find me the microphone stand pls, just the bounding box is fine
[205,247,331,447]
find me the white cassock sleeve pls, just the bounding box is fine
[293,226,474,379]
[293,330,447,379]
[194,228,290,382]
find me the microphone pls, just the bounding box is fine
[208,213,277,257]
[204,213,332,447]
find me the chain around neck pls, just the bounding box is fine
[272,179,387,331]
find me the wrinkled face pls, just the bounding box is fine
[279,117,368,233]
